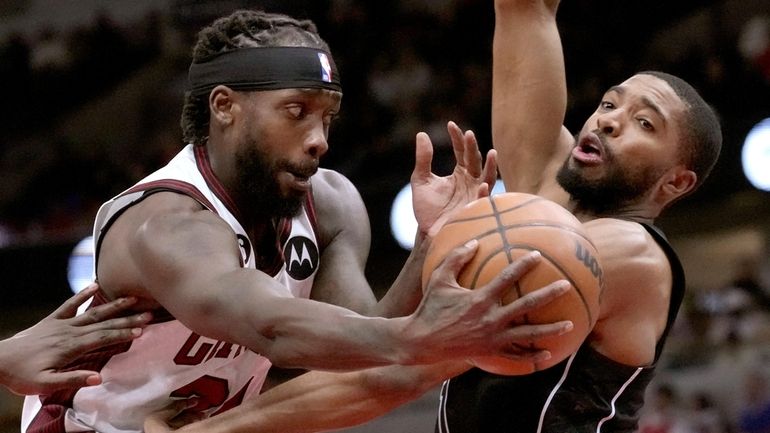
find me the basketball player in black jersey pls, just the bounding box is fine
[145,1,721,431]
[434,0,720,431]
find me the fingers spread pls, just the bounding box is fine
[432,240,479,285]
[447,121,466,169]
[499,280,572,321]
[73,296,141,326]
[482,149,498,188]
[67,327,144,354]
[463,130,483,178]
[51,283,99,319]
[412,132,435,183]
[34,370,102,395]
[477,251,543,299]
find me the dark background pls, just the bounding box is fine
[1,0,769,430]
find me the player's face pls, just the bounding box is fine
[557,74,686,214]
[234,88,341,218]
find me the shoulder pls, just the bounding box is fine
[310,169,370,248]
[311,168,360,200]
[584,218,670,277]
[104,191,234,259]
[585,218,672,315]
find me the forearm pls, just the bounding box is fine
[175,271,415,370]
[369,233,430,318]
[175,361,468,433]
[492,0,567,191]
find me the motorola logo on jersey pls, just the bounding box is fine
[284,236,319,280]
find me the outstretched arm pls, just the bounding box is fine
[359,121,498,318]
[101,191,571,372]
[144,266,572,433]
[492,0,572,198]
[146,361,470,433]
[0,283,151,395]
[412,121,498,238]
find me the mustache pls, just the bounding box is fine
[280,160,319,178]
[591,129,610,149]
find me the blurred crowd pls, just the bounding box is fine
[0,0,769,430]
[0,0,768,248]
[641,254,770,433]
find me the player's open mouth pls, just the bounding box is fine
[285,169,316,191]
[572,133,604,164]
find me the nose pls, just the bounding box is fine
[305,122,329,159]
[596,111,622,136]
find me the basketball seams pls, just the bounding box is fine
[445,219,597,253]
[506,242,595,327]
[501,221,594,245]
[441,196,548,226]
[425,192,602,376]
[488,195,513,262]
[467,238,596,331]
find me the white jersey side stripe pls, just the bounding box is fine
[535,351,577,433]
[595,367,644,433]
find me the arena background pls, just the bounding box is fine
[1,0,769,431]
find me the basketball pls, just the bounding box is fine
[421,192,603,376]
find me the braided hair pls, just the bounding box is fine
[181,10,331,146]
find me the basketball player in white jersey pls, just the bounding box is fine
[144,0,723,431]
[22,8,573,433]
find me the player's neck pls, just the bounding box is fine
[572,203,656,225]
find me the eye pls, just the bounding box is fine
[599,100,615,110]
[286,104,306,120]
[323,111,339,126]
[638,118,654,131]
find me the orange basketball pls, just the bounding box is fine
[421,192,603,376]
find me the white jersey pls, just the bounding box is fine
[22,144,321,433]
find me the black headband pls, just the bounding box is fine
[187,46,342,97]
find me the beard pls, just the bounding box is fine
[556,136,663,215]
[233,139,306,220]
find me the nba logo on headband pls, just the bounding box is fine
[318,52,332,83]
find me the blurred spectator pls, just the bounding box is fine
[738,369,770,433]
[29,28,71,72]
[738,15,770,83]
[639,383,696,433]
[687,392,732,433]
[695,255,770,346]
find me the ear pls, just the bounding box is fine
[657,166,697,205]
[209,85,236,127]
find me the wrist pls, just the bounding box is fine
[411,231,431,258]
[383,316,421,365]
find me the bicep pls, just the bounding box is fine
[310,171,376,313]
[98,193,284,342]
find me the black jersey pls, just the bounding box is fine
[436,223,685,433]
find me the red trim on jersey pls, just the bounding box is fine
[303,190,320,237]
[122,179,218,213]
[26,291,133,433]
[193,145,242,219]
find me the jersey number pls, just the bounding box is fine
[171,375,252,415]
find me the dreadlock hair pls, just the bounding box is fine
[181,10,331,146]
